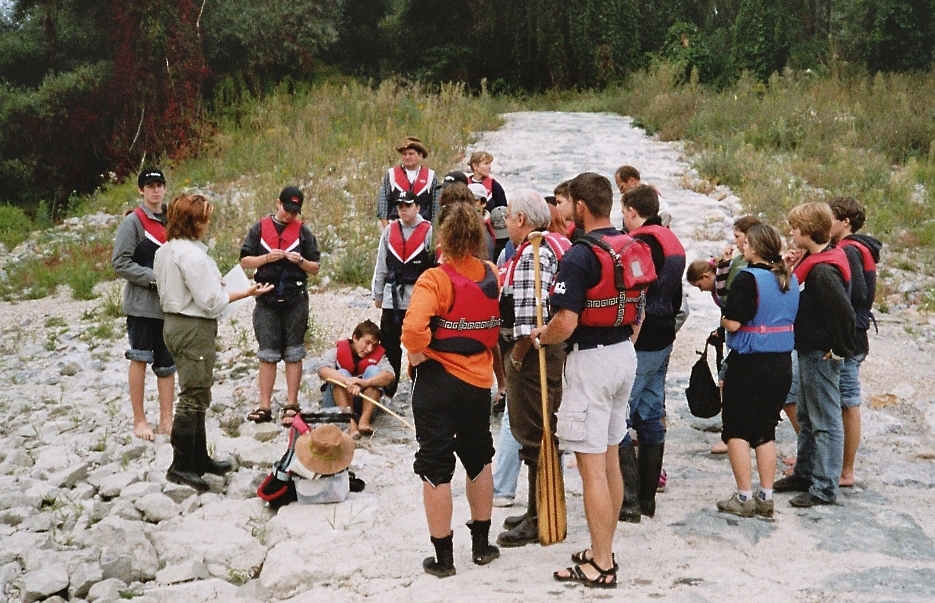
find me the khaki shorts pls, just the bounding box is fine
[557,340,636,454]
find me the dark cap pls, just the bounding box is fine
[138,169,166,188]
[396,191,418,206]
[279,186,304,212]
[442,171,468,187]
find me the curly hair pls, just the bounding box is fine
[166,194,212,241]
[437,201,486,260]
[439,182,475,208]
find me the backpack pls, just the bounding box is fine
[686,333,723,419]
[579,233,657,326]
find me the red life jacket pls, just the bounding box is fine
[134,207,166,246]
[259,216,301,253]
[838,238,876,272]
[628,223,686,318]
[386,220,433,285]
[500,232,572,333]
[503,232,572,288]
[429,263,501,355]
[335,338,386,376]
[469,175,494,200]
[391,165,433,197]
[578,232,657,327]
[793,246,851,286]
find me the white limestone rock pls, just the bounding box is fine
[134,493,180,523]
[86,577,126,602]
[154,559,209,585]
[21,563,69,603]
[69,560,104,598]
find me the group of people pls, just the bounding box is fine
[112,137,879,587]
[686,199,879,516]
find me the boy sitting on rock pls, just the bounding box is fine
[314,320,395,438]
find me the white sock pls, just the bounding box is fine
[758,488,773,501]
[738,490,752,502]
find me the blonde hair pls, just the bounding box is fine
[468,151,494,169]
[787,202,833,245]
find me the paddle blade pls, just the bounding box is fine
[536,435,566,545]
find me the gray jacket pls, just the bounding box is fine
[112,205,166,319]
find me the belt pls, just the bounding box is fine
[570,342,606,352]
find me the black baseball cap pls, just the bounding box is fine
[442,171,468,187]
[138,169,166,188]
[279,186,304,212]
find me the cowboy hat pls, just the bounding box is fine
[294,424,355,476]
[395,136,429,158]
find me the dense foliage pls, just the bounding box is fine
[1,0,935,218]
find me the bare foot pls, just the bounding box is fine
[157,420,173,435]
[358,424,374,436]
[783,456,796,466]
[782,465,795,477]
[839,475,855,487]
[134,421,155,442]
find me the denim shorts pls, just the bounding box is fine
[125,316,175,377]
[839,353,867,408]
[253,292,309,363]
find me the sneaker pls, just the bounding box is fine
[773,474,811,493]
[789,492,834,508]
[492,497,515,508]
[716,492,755,518]
[657,469,667,493]
[754,496,774,518]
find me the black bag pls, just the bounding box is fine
[685,333,723,419]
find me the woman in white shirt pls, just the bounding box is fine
[154,194,272,491]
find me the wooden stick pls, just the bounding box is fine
[324,377,416,432]
[528,232,567,545]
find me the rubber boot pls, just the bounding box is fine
[466,519,500,565]
[422,533,455,578]
[166,414,210,492]
[618,441,641,523]
[497,463,539,547]
[637,443,664,517]
[193,413,233,476]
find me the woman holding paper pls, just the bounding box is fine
[154,193,272,492]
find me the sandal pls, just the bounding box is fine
[280,404,301,428]
[570,549,618,572]
[553,558,617,589]
[246,408,272,423]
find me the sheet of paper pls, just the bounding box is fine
[220,264,251,319]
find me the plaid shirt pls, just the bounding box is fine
[508,239,561,340]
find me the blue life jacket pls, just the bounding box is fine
[726,267,799,354]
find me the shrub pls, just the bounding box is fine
[0,205,34,250]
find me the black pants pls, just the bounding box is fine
[380,308,404,397]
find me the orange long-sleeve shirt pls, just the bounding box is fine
[401,256,498,389]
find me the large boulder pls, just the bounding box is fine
[79,518,159,583]
[148,514,265,582]
[20,564,69,603]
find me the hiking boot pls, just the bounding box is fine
[716,493,755,518]
[773,474,810,493]
[755,495,774,518]
[423,534,455,578]
[789,492,834,508]
[496,514,538,547]
[467,520,500,565]
[503,512,526,530]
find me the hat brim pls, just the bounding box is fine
[396,143,429,157]
[294,431,355,476]
[139,177,166,186]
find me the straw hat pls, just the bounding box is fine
[294,424,355,476]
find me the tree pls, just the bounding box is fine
[732,0,795,81]
[836,0,935,72]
